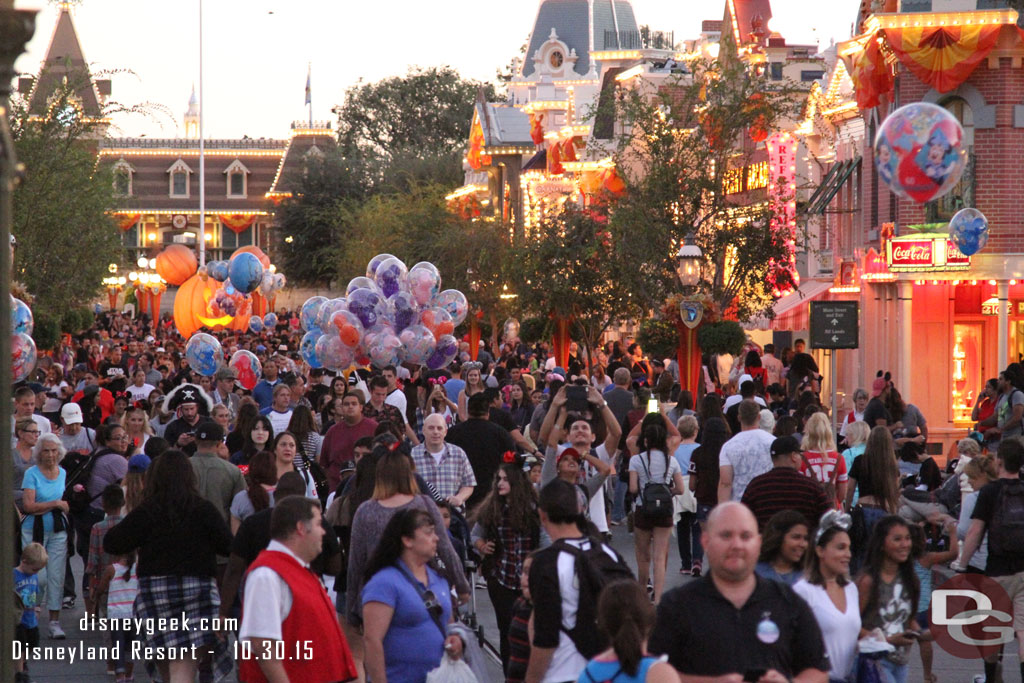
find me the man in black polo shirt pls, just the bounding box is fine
[741,436,831,531]
[649,501,828,683]
[447,392,516,508]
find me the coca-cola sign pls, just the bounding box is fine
[887,235,971,272]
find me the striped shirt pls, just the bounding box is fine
[506,597,532,683]
[106,562,139,620]
[740,466,832,530]
[411,442,476,500]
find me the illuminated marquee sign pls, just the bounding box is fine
[886,234,970,272]
[724,161,770,195]
[767,133,798,296]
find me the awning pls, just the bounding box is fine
[522,148,547,172]
[803,158,861,215]
[744,279,834,331]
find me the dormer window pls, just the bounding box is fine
[167,159,193,198]
[549,51,564,68]
[112,158,134,196]
[224,159,250,197]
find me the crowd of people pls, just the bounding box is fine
[9,309,1024,683]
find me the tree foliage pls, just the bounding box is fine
[596,58,804,322]
[334,66,496,189]
[9,69,130,317]
[514,206,641,367]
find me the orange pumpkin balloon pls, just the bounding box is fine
[173,274,249,337]
[231,246,271,269]
[155,245,198,286]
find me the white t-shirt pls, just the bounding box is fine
[238,540,302,641]
[792,579,861,681]
[718,429,775,501]
[126,383,155,403]
[723,394,767,411]
[385,389,408,425]
[266,409,293,436]
[629,450,682,490]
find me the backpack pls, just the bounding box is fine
[988,479,1024,557]
[62,451,102,515]
[555,537,635,658]
[638,452,674,522]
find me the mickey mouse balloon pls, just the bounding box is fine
[874,102,967,204]
[948,207,989,257]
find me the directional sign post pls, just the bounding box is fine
[810,301,859,438]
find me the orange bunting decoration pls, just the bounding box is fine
[561,138,577,162]
[219,214,256,235]
[467,120,491,171]
[547,143,564,175]
[115,214,141,232]
[155,244,198,286]
[529,113,545,145]
[882,24,1001,94]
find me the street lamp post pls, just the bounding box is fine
[675,232,703,290]
[674,232,704,402]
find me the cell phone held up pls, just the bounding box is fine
[565,384,588,413]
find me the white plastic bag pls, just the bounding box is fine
[425,653,478,683]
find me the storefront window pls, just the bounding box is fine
[927,98,974,222]
[952,322,982,424]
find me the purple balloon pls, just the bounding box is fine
[388,291,419,333]
[366,253,398,279]
[426,334,459,370]
[347,287,384,329]
[374,257,408,299]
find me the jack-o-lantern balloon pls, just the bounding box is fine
[173,273,249,337]
[155,244,198,286]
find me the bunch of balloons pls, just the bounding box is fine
[298,254,467,371]
[11,295,36,384]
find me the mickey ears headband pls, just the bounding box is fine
[815,509,852,545]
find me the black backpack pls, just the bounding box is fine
[988,479,1024,557]
[555,537,635,658]
[638,451,674,522]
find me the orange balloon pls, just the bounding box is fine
[173,274,249,337]
[434,322,454,340]
[156,244,198,286]
[231,246,270,269]
[339,325,360,348]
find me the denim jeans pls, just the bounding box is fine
[878,658,907,683]
[21,528,68,612]
[612,478,628,522]
[676,512,702,566]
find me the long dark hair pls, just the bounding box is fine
[473,464,539,532]
[241,415,274,462]
[635,414,669,454]
[758,510,809,565]
[697,417,730,459]
[698,393,725,424]
[596,580,655,677]
[232,402,260,442]
[142,449,199,520]
[246,450,277,512]
[860,427,901,513]
[805,527,851,588]
[860,515,919,622]
[287,404,317,441]
[362,508,435,584]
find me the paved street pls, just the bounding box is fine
[27,525,1004,682]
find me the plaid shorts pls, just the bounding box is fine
[135,575,233,682]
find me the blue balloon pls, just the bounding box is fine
[184,333,223,377]
[11,296,33,336]
[300,330,324,368]
[317,298,348,333]
[948,207,989,257]
[248,315,264,333]
[228,252,264,294]
[208,260,229,282]
[301,296,327,332]
[263,312,278,329]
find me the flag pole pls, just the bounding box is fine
[198,0,206,266]
[307,62,312,127]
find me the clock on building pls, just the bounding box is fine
[171,214,187,229]
[549,51,563,68]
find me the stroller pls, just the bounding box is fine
[445,504,502,666]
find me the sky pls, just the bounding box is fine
[12,0,858,140]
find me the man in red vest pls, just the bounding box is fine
[238,496,357,683]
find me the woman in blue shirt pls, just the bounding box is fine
[362,508,465,683]
[20,433,69,639]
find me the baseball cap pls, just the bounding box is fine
[194,422,225,442]
[871,377,887,397]
[128,453,152,473]
[557,447,583,465]
[26,382,45,394]
[770,435,801,458]
[60,403,84,425]
[72,362,88,373]
[214,366,238,381]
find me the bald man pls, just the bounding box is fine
[411,413,476,508]
[649,502,828,683]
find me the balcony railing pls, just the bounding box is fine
[603,29,675,51]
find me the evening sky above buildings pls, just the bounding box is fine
[12,0,854,139]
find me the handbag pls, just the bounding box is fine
[296,438,330,506]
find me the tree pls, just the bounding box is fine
[334,66,497,189]
[273,148,369,286]
[9,70,128,321]
[514,205,641,370]
[595,58,804,322]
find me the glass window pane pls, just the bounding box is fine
[173,172,187,195]
[230,172,244,195]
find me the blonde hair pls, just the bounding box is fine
[123,472,146,514]
[957,438,981,458]
[845,421,870,448]
[965,455,997,482]
[802,412,836,452]
[677,415,698,440]
[21,542,48,569]
[15,418,36,438]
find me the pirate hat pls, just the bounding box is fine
[163,383,214,416]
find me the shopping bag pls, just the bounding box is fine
[425,653,478,683]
